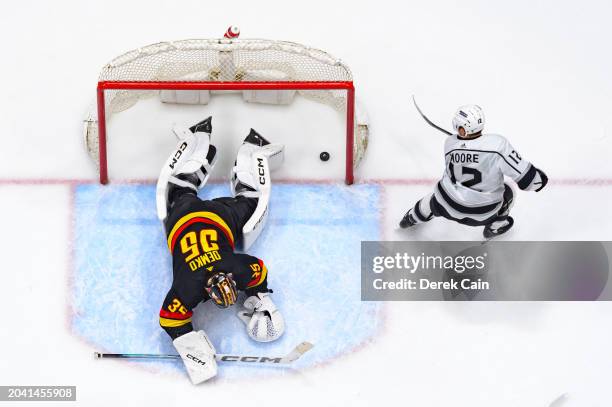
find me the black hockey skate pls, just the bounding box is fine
[244,128,271,146]
[399,210,418,229]
[483,216,514,240]
[187,116,217,166]
[189,116,212,134]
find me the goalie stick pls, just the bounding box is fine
[412,95,453,136]
[94,341,314,365]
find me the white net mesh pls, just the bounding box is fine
[84,38,368,179]
[100,39,352,82]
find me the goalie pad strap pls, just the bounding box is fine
[167,176,198,191]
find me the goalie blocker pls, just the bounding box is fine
[156,117,285,384]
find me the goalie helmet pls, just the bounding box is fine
[452,104,485,135]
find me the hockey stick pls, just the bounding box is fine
[94,341,314,365]
[412,95,453,136]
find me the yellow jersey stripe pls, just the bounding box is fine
[167,211,234,250]
[159,317,193,328]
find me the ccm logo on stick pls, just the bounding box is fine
[220,356,282,363]
[169,142,188,169]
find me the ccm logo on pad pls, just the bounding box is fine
[257,158,266,185]
[186,354,206,366]
[169,142,188,169]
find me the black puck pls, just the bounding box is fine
[320,151,330,162]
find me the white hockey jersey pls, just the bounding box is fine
[433,133,545,224]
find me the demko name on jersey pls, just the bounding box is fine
[188,249,222,271]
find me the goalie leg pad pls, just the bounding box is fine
[233,151,270,249]
[173,330,217,384]
[156,117,217,221]
[237,292,285,343]
[229,129,284,250]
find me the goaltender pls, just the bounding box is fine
[156,117,285,384]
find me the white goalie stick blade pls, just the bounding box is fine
[412,95,453,136]
[94,342,314,365]
[280,341,314,363]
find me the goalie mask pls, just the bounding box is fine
[205,272,238,308]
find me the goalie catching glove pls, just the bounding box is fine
[237,292,285,342]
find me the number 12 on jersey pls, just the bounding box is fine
[448,163,482,188]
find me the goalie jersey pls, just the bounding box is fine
[159,195,269,339]
[434,133,547,225]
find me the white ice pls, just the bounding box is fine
[2,0,612,406]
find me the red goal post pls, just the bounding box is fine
[85,39,368,184]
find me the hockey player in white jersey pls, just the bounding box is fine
[399,105,548,238]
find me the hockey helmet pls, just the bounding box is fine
[452,104,485,135]
[205,272,237,308]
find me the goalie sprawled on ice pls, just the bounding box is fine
[156,117,285,384]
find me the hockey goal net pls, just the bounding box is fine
[84,38,368,184]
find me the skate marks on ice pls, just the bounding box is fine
[70,183,383,379]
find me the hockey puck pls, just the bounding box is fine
[320,152,330,162]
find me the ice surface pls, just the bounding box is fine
[2,0,612,405]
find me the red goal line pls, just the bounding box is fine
[1,178,612,187]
